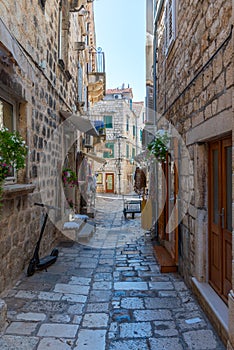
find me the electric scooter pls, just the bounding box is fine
[27,203,59,276]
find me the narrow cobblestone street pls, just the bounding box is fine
[0,195,225,350]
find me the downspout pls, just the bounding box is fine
[153,4,159,239]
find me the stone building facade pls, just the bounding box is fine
[147,0,234,347]
[88,87,143,195]
[0,0,102,294]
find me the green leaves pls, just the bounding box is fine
[0,128,27,171]
[147,131,169,163]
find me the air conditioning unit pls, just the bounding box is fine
[84,134,93,148]
[74,42,86,51]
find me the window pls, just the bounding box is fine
[126,117,129,132]
[133,125,136,137]
[58,1,69,66]
[103,143,114,158]
[165,0,176,54]
[126,144,129,159]
[0,97,14,131]
[78,62,83,102]
[0,97,15,180]
[132,148,136,159]
[104,115,113,129]
[96,173,103,184]
[140,129,143,141]
[129,99,132,110]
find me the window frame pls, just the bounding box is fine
[0,94,17,183]
[164,0,176,55]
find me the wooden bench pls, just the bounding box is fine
[123,199,141,219]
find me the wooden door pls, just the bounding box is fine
[209,137,232,303]
[105,173,114,193]
[158,162,166,240]
[165,152,179,263]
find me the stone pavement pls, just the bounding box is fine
[0,195,226,349]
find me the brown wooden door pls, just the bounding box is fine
[209,137,232,303]
[105,173,114,193]
[165,152,179,263]
[158,162,166,241]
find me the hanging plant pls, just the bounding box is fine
[147,131,170,163]
[0,127,28,200]
[62,168,78,187]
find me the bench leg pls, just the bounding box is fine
[132,213,135,219]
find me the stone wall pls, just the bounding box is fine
[0,0,92,293]
[156,0,233,284]
[90,99,137,194]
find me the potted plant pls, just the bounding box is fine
[147,130,170,163]
[0,127,28,198]
[62,168,78,187]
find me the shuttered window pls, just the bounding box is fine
[104,115,113,129]
[165,0,176,54]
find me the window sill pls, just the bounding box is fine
[2,183,36,197]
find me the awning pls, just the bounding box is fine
[60,110,98,136]
[82,152,106,164]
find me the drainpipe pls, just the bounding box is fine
[153,2,159,239]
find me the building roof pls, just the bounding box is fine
[106,88,133,95]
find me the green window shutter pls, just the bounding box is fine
[126,118,129,132]
[133,125,136,137]
[126,144,129,159]
[132,148,136,159]
[104,115,113,129]
[103,142,114,158]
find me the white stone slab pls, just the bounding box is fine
[114,282,148,290]
[16,312,46,322]
[74,329,106,350]
[69,276,91,285]
[0,335,39,350]
[54,283,90,295]
[38,291,62,301]
[62,294,87,303]
[37,338,73,350]
[37,323,78,338]
[82,313,109,328]
[6,322,37,335]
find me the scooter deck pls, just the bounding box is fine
[36,255,57,269]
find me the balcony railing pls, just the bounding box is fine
[88,48,106,104]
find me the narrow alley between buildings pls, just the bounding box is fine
[0,195,225,350]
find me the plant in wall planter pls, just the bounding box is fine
[0,127,28,199]
[147,130,170,163]
[62,168,78,187]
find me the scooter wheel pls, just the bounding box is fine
[27,261,36,276]
[50,248,59,257]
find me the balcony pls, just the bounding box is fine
[88,48,106,104]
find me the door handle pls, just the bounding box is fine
[219,208,225,229]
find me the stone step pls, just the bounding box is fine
[153,245,177,273]
[78,223,95,242]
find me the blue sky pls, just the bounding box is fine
[94,0,146,102]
